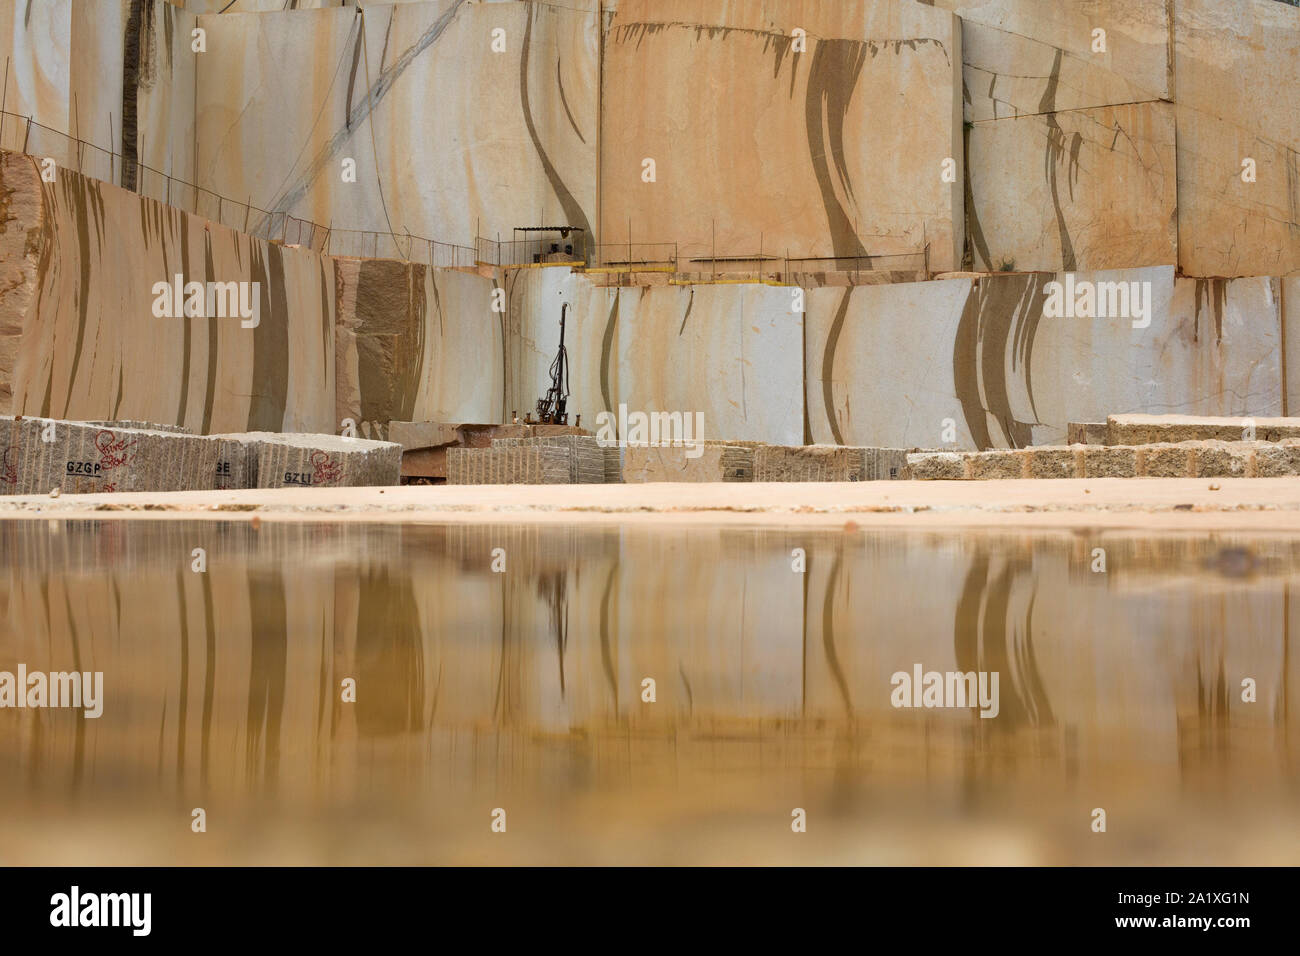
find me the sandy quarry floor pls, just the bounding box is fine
[1,477,1300,530]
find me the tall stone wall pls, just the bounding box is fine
[334,256,502,428]
[0,0,71,150]
[0,152,42,410]
[2,146,1296,448]
[601,0,964,271]
[193,0,597,246]
[506,267,804,445]
[1173,0,1300,277]
[0,0,1295,449]
[806,269,1286,449]
[1,0,1294,277]
[3,154,337,433]
[1,1,197,192]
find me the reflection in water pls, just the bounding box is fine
[0,519,1297,864]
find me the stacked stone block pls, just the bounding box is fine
[967,450,1024,480]
[621,445,754,482]
[83,420,194,434]
[212,436,259,490]
[1066,423,1109,445]
[210,432,401,488]
[446,445,571,484]
[1080,446,1138,478]
[0,416,219,495]
[754,444,866,482]
[492,436,604,484]
[866,448,917,481]
[905,452,966,480]
[908,440,1300,480]
[602,444,623,484]
[751,444,926,482]
[1106,415,1300,445]
[1194,442,1252,478]
[1255,444,1300,478]
[1139,444,1194,478]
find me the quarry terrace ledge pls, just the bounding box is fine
[5,480,1300,532]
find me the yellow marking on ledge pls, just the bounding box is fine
[496,261,587,271]
[579,265,676,274]
[668,278,774,286]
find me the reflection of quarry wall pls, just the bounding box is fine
[2,523,1296,796]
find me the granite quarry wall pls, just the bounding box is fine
[0,0,198,199]
[0,152,1296,450]
[335,256,503,428]
[0,0,1295,454]
[1,154,337,434]
[600,0,965,271]
[0,0,1292,275]
[193,0,597,246]
[804,269,1291,449]
[0,150,506,438]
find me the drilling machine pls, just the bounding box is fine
[535,302,571,425]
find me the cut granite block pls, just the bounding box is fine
[905,452,966,480]
[966,450,1026,480]
[362,422,547,481]
[622,445,753,482]
[602,0,964,273]
[1138,444,1194,478]
[446,446,570,485]
[1108,414,1300,446]
[1254,444,1300,478]
[363,421,462,451]
[213,437,258,490]
[1081,446,1138,478]
[1067,422,1109,446]
[83,420,193,434]
[446,446,469,484]
[867,448,918,481]
[753,445,866,482]
[1026,447,1079,479]
[1193,442,1254,479]
[210,432,401,488]
[602,444,623,484]
[520,445,571,484]
[967,102,1177,273]
[751,444,934,482]
[0,416,220,495]
[492,436,605,483]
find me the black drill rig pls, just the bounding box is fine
[535,302,571,425]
